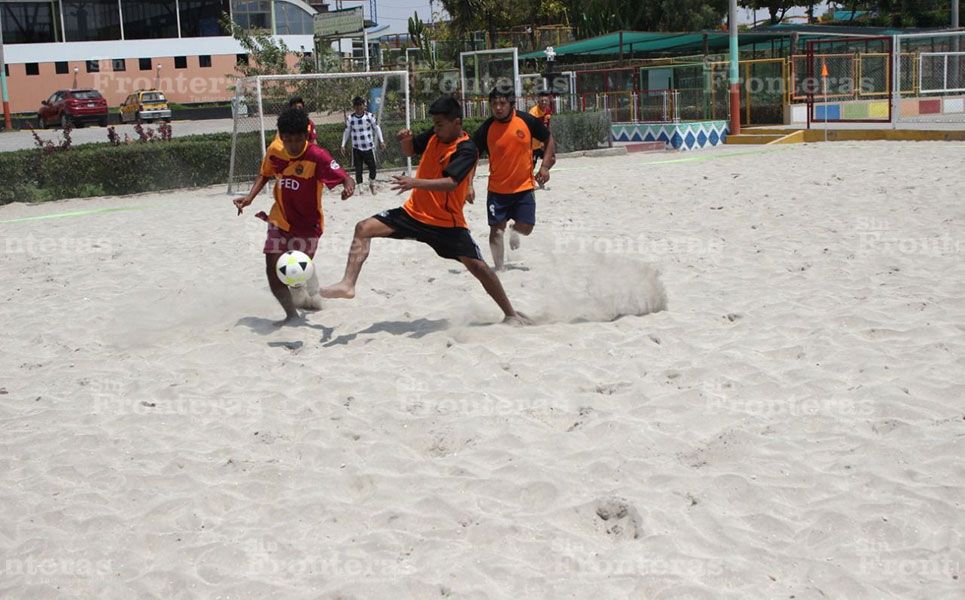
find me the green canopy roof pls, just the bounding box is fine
[520,25,921,59]
[519,30,789,59]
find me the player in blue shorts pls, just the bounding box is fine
[472,86,556,271]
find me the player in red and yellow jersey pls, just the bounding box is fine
[319,96,526,323]
[473,86,556,271]
[234,108,354,324]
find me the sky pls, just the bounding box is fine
[366,1,835,35]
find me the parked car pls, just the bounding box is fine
[37,89,109,128]
[120,89,172,123]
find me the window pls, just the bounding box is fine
[86,60,101,73]
[55,61,69,74]
[112,59,126,72]
[63,0,121,42]
[231,0,270,30]
[4,65,9,78]
[236,54,249,66]
[1,2,61,44]
[199,55,212,68]
[25,63,40,76]
[72,90,104,100]
[123,0,178,39]
[179,0,229,37]
[139,58,152,71]
[274,1,313,35]
[142,92,166,103]
[174,56,187,69]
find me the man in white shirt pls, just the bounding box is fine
[341,96,386,195]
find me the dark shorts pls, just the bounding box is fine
[487,190,536,226]
[374,208,483,262]
[263,225,319,257]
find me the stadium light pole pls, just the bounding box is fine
[728,0,741,136]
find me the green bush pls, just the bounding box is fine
[549,111,612,154]
[0,113,606,205]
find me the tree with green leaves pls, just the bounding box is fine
[739,1,815,26]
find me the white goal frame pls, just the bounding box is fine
[228,70,411,193]
[459,48,521,103]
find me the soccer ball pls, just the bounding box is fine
[275,250,314,288]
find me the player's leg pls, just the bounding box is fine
[263,227,300,323]
[290,236,322,311]
[509,190,536,250]
[364,150,377,194]
[352,148,364,190]
[320,217,396,299]
[487,192,511,271]
[265,253,299,323]
[459,256,526,322]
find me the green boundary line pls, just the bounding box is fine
[0,206,143,224]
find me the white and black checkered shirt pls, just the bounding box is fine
[341,111,384,152]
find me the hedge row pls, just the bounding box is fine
[0,112,610,205]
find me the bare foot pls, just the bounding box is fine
[274,313,304,327]
[509,229,521,250]
[295,293,324,311]
[320,282,356,299]
[502,312,532,326]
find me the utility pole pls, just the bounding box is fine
[729,0,741,136]
[0,21,11,131]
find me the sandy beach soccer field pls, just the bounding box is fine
[0,141,962,599]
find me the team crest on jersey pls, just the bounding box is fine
[516,129,525,139]
[294,164,304,175]
[330,160,341,170]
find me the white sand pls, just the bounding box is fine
[0,142,963,599]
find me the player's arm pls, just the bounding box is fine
[398,128,432,158]
[233,175,270,214]
[540,133,557,170]
[522,112,556,184]
[471,121,490,157]
[340,119,350,156]
[316,148,356,199]
[308,120,318,144]
[373,117,386,149]
[465,166,478,204]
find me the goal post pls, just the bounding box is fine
[459,48,520,118]
[227,70,411,194]
[803,36,893,127]
[893,30,965,126]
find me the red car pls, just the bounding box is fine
[38,89,109,128]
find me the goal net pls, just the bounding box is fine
[227,71,411,194]
[459,49,520,118]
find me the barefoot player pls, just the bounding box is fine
[320,96,526,323]
[234,108,355,324]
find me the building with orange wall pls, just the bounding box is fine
[1,1,319,114]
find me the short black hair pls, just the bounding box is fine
[489,85,515,104]
[428,96,462,120]
[288,96,304,107]
[538,90,552,97]
[352,96,365,106]
[277,107,309,136]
